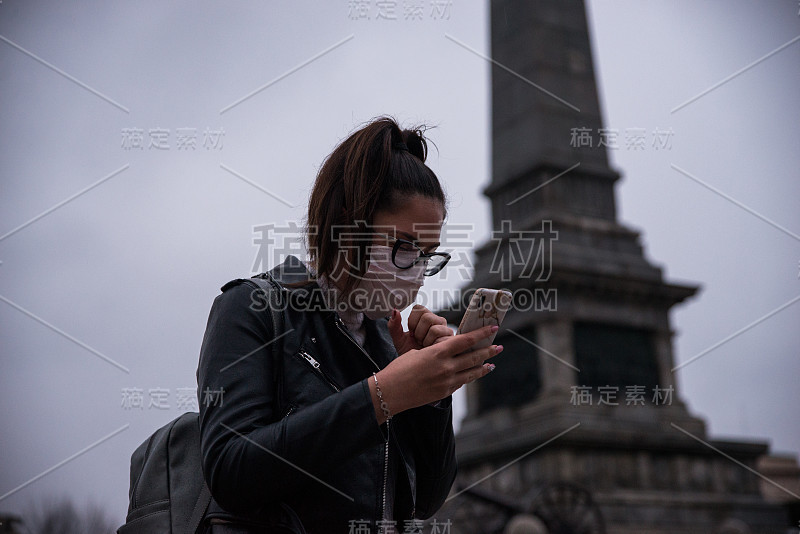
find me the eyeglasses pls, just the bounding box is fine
[371,232,451,276]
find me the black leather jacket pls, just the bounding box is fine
[196,256,457,533]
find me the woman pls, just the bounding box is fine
[196,116,503,533]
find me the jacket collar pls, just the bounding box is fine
[267,254,316,286]
[266,255,400,366]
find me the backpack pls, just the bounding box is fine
[117,274,286,534]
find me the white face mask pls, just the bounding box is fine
[353,245,426,320]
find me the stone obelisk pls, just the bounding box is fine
[435,1,791,532]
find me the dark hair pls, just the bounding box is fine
[287,116,447,293]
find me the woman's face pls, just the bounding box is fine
[328,194,445,300]
[370,194,445,257]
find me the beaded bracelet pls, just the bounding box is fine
[372,372,392,421]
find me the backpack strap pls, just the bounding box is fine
[187,482,212,534]
[250,271,286,344]
[247,272,288,420]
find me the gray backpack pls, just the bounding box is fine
[117,411,214,534]
[117,274,290,534]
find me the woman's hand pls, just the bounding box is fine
[369,324,503,423]
[387,304,454,355]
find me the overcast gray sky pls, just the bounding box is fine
[1,0,798,524]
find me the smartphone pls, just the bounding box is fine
[456,288,513,350]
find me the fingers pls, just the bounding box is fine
[433,324,499,357]
[406,304,428,334]
[452,344,503,373]
[423,324,454,347]
[387,309,405,348]
[453,361,497,391]
[409,305,448,345]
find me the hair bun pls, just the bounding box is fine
[401,129,427,162]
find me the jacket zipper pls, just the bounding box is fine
[332,314,391,523]
[296,350,341,392]
[333,314,381,371]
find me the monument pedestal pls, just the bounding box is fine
[444,402,785,533]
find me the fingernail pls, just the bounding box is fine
[487,363,496,372]
[495,345,503,354]
[491,325,499,333]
